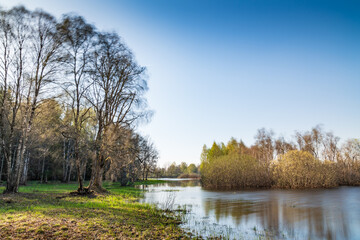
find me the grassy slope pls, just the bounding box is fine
[0,181,191,239]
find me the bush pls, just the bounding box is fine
[336,159,360,185]
[272,150,338,188]
[201,153,272,189]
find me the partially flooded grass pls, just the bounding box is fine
[0,181,193,239]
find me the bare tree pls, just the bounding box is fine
[341,139,360,162]
[311,125,323,158]
[338,139,360,184]
[136,136,158,180]
[57,15,95,192]
[0,8,13,184]
[142,141,158,181]
[322,132,339,162]
[254,128,275,164]
[294,125,323,159]
[1,7,63,193]
[274,136,295,158]
[86,32,148,191]
[0,7,32,193]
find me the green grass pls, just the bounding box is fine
[0,180,168,197]
[0,180,192,239]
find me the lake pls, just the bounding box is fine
[138,179,360,239]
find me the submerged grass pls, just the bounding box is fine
[0,180,192,239]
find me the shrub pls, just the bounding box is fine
[201,153,272,189]
[336,159,360,185]
[272,150,338,188]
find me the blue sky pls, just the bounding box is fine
[2,0,359,166]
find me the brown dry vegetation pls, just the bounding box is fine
[201,150,360,190]
[272,151,338,188]
[201,154,271,189]
[200,131,360,190]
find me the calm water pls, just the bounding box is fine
[138,179,360,239]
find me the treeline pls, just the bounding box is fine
[0,6,158,193]
[200,126,360,189]
[152,162,200,178]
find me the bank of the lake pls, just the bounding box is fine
[0,181,193,240]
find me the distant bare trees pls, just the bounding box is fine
[253,128,275,164]
[294,125,341,162]
[137,136,158,181]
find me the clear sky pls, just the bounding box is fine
[1,0,359,166]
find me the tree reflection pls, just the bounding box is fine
[202,192,349,239]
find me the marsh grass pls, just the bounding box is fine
[0,180,192,239]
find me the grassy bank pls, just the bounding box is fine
[0,181,192,239]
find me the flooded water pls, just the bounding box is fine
[138,179,360,239]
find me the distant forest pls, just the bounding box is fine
[200,126,360,189]
[0,6,158,193]
[153,162,200,179]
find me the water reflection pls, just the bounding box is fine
[140,180,360,239]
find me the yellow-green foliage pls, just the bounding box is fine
[201,153,272,189]
[272,150,338,188]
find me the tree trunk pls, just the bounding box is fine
[92,164,104,191]
[87,151,106,192]
[0,154,4,182]
[5,141,21,193]
[15,131,28,190]
[74,140,84,191]
[6,88,37,193]
[83,162,87,181]
[75,156,84,190]
[41,156,45,183]
[67,163,72,182]
[119,168,128,186]
[87,126,106,193]
[142,163,146,181]
[20,152,30,185]
[62,139,67,182]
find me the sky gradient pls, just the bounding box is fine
[1,0,359,166]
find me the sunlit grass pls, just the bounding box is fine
[0,180,189,239]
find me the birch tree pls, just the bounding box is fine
[1,7,63,193]
[57,14,95,192]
